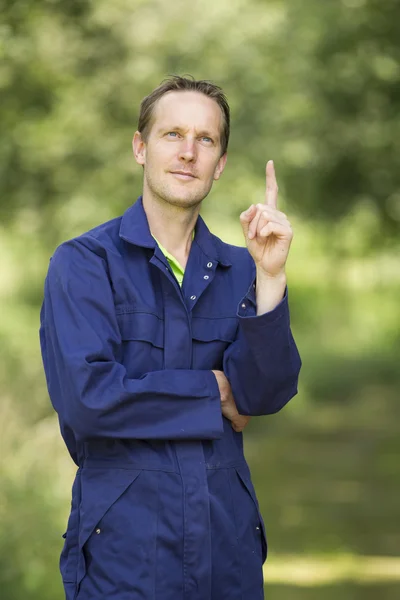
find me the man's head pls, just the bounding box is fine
[133,76,230,209]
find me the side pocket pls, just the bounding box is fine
[235,464,268,562]
[60,474,81,586]
[76,467,142,591]
[60,527,79,584]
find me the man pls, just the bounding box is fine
[40,75,301,600]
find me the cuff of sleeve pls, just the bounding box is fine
[205,370,224,436]
[237,281,289,324]
[236,289,291,372]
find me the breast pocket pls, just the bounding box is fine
[117,311,164,377]
[191,317,238,369]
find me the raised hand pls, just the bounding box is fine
[239,160,293,279]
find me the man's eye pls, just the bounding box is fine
[167,132,179,137]
[201,137,213,143]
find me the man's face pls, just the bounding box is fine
[133,91,227,209]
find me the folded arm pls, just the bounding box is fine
[40,240,223,442]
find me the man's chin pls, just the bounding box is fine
[167,197,203,209]
[161,188,207,209]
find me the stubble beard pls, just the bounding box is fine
[144,168,213,210]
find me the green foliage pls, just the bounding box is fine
[1,0,400,243]
[1,0,399,598]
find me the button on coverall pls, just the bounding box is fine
[40,197,301,600]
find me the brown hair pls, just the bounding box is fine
[137,75,230,156]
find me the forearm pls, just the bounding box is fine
[223,291,301,415]
[255,269,287,315]
[43,332,224,441]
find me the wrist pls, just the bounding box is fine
[255,268,286,286]
[255,270,286,315]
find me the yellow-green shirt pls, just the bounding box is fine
[153,238,185,286]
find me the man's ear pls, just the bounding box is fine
[133,131,146,166]
[213,153,227,181]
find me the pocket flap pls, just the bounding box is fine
[192,317,238,342]
[78,467,142,551]
[117,312,164,348]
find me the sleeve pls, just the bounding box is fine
[223,281,301,416]
[40,240,223,442]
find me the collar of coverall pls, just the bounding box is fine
[119,196,232,268]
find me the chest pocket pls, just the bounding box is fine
[191,316,238,370]
[117,311,164,377]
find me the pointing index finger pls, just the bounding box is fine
[265,160,278,208]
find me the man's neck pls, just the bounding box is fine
[142,192,200,269]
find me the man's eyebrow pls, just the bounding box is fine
[157,125,219,139]
[157,125,186,133]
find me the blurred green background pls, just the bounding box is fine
[1,0,399,598]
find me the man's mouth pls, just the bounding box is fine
[170,171,197,180]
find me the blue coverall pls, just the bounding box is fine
[40,197,301,600]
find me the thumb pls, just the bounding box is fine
[239,205,256,238]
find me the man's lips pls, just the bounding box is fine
[170,171,197,179]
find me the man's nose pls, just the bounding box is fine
[179,138,196,162]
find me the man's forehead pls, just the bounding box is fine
[152,91,222,131]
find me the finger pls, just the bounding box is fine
[265,160,278,208]
[249,201,287,241]
[248,211,262,240]
[231,416,251,432]
[239,205,257,239]
[248,204,271,240]
[259,221,293,241]
[232,420,244,432]
[255,203,288,222]
[232,423,244,432]
[240,205,257,223]
[256,211,290,237]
